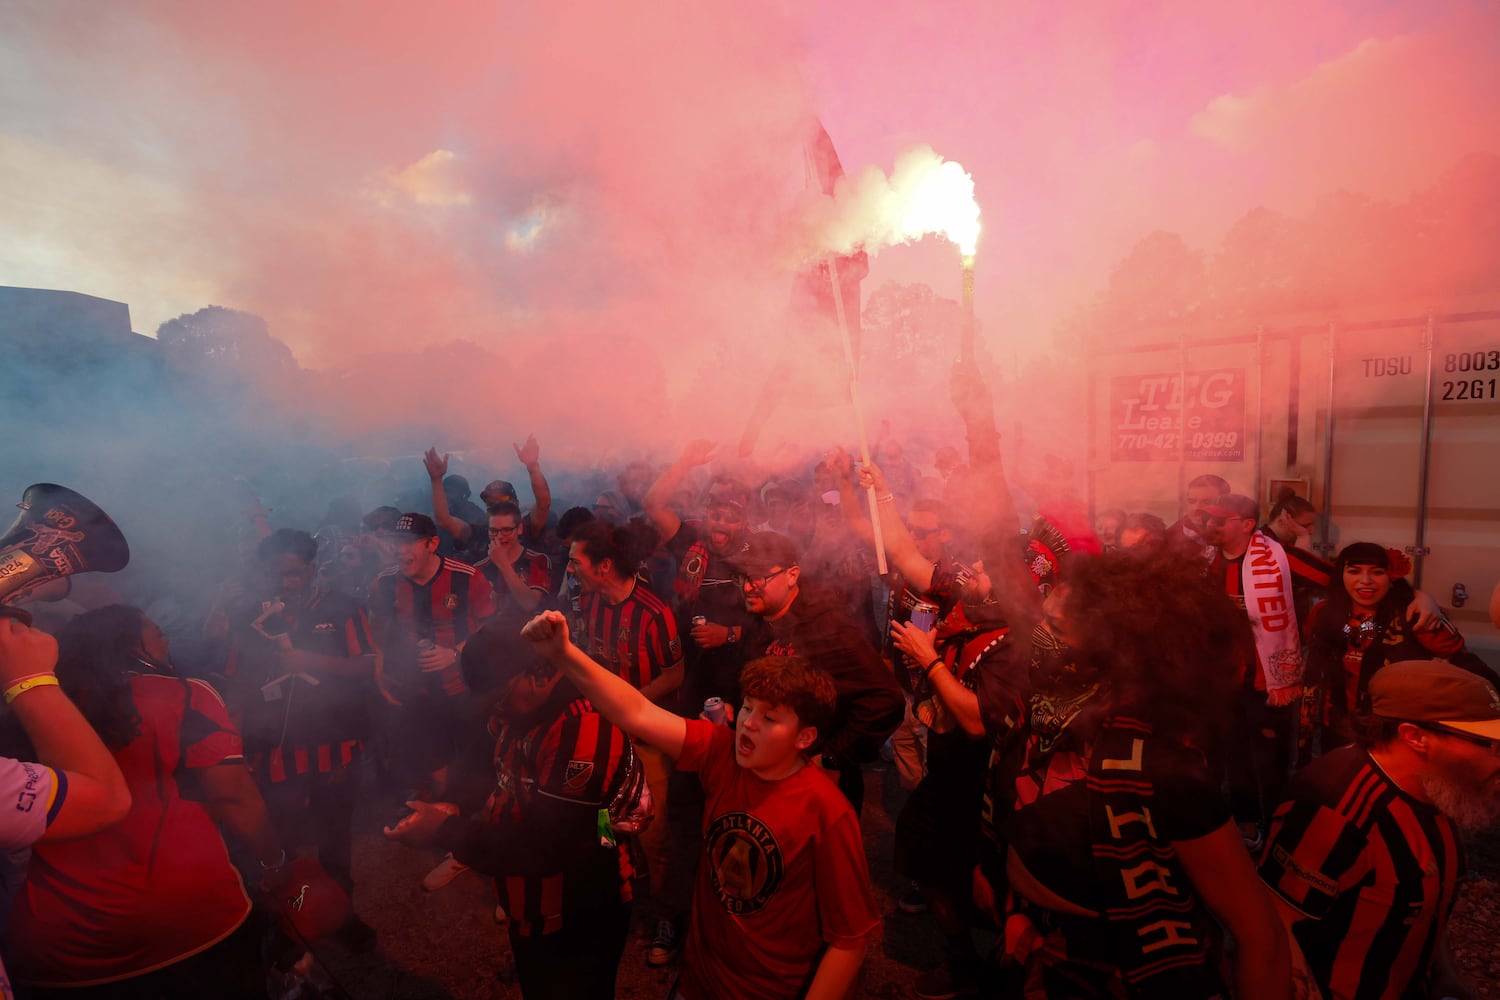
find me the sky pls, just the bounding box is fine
[2,0,1497,456]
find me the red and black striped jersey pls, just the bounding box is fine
[439,683,636,937]
[578,579,682,691]
[1259,744,1463,1000]
[224,588,376,770]
[480,547,554,613]
[370,556,496,648]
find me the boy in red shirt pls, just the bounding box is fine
[522,610,879,1000]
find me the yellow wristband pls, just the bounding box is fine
[3,674,59,704]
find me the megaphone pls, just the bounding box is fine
[0,484,130,625]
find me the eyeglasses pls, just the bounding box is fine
[1414,722,1500,754]
[736,567,791,591]
[488,525,520,538]
[907,525,941,539]
[1203,516,1226,526]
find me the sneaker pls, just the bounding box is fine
[898,882,929,915]
[914,965,979,1000]
[421,853,470,892]
[646,918,680,967]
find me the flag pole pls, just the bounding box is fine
[827,257,888,575]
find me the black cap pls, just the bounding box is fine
[481,479,519,505]
[391,512,438,538]
[726,531,799,577]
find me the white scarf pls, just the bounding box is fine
[1242,530,1303,694]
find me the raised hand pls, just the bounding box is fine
[680,439,718,468]
[0,616,59,688]
[513,434,541,468]
[855,460,890,495]
[521,610,571,659]
[423,447,449,482]
[826,446,853,482]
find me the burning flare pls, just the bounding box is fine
[798,144,981,260]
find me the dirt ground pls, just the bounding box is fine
[306,761,1500,999]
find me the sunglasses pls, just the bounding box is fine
[907,525,942,539]
[1410,722,1500,753]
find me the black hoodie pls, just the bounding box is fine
[744,581,904,767]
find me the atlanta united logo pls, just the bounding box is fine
[704,811,783,915]
[443,594,459,610]
[683,550,705,587]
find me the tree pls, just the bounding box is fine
[156,306,298,395]
[1101,230,1205,325]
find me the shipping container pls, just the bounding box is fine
[1086,307,1500,661]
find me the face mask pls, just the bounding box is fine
[1026,623,1102,751]
[820,490,841,506]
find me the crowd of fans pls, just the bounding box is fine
[2,361,1499,1000]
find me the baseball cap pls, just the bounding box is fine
[390,512,438,538]
[481,479,519,505]
[275,858,352,943]
[726,531,799,577]
[442,474,471,498]
[1369,659,1500,740]
[760,479,809,506]
[1202,493,1259,521]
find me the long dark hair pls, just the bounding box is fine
[1307,543,1419,708]
[1060,549,1244,743]
[1310,543,1415,651]
[54,605,154,752]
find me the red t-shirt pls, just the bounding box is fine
[10,675,253,987]
[673,719,880,1000]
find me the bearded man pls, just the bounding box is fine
[1259,659,1500,1000]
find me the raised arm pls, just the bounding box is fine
[513,434,552,535]
[424,447,473,543]
[855,460,934,586]
[522,611,686,757]
[641,439,717,545]
[827,447,873,544]
[0,618,131,841]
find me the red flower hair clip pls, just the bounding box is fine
[1385,548,1411,580]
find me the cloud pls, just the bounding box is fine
[1186,26,1500,205]
[369,150,473,208]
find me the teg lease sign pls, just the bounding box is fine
[1109,369,1246,462]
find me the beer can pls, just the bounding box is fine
[909,600,939,632]
[703,697,728,725]
[691,615,707,628]
[415,638,436,653]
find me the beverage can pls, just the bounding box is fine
[691,615,707,628]
[909,601,939,632]
[703,697,728,725]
